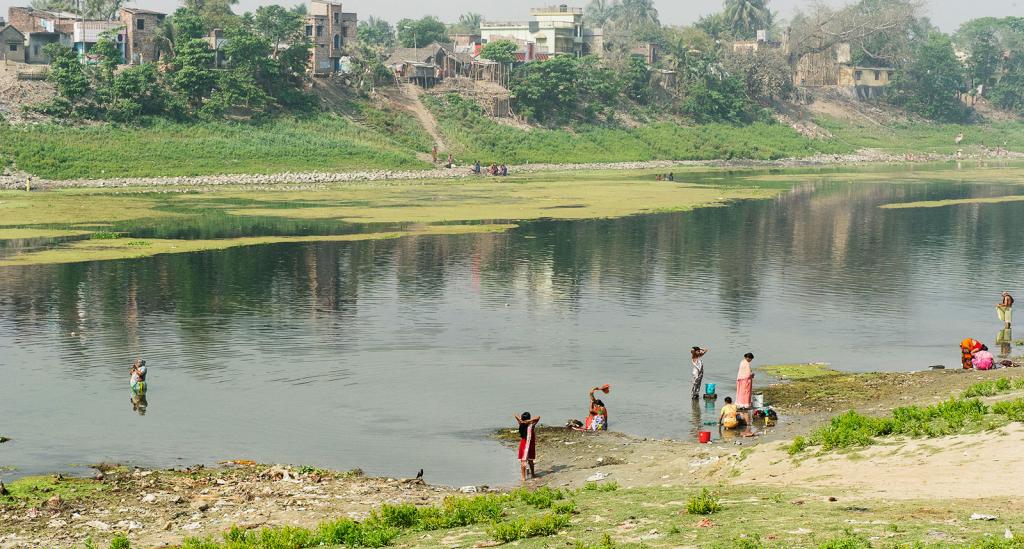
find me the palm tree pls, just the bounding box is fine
[724,0,771,39]
[457,12,482,34]
[614,0,659,31]
[585,0,619,28]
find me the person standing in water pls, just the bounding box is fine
[998,292,1014,328]
[690,347,708,400]
[736,353,754,408]
[514,412,540,481]
[130,358,148,395]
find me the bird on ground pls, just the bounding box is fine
[416,469,424,480]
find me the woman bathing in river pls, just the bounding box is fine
[587,385,610,431]
[130,359,148,395]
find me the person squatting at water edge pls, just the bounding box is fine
[961,338,983,369]
[514,412,540,481]
[719,396,747,430]
[690,347,708,401]
[566,384,611,431]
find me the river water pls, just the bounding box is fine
[2,166,1023,486]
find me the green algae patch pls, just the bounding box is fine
[0,475,107,508]
[0,191,180,227]
[758,363,839,380]
[0,224,517,267]
[220,177,776,224]
[880,195,1024,209]
[0,228,92,240]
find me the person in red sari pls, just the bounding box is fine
[736,353,755,408]
[514,412,541,481]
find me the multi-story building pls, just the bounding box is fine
[120,7,165,64]
[304,0,357,76]
[480,5,602,58]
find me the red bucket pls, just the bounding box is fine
[698,431,711,444]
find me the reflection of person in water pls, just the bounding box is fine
[997,328,1013,359]
[131,392,148,415]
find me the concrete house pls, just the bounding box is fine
[304,0,357,76]
[1,24,25,62]
[6,7,77,64]
[794,42,895,99]
[480,5,602,57]
[120,7,165,64]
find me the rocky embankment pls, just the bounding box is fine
[3,149,1011,191]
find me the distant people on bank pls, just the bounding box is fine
[431,145,438,164]
[736,353,755,408]
[961,338,983,369]
[719,396,746,429]
[973,344,996,370]
[998,291,1014,328]
[130,358,148,395]
[472,160,482,175]
[667,173,674,181]
[446,154,455,169]
[514,412,540,481]
[500,164,508,176]
[690,347,708,401]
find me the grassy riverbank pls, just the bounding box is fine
[4,111,1024,180]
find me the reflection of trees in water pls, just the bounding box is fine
[1,181,1023,361]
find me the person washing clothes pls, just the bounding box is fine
[736,353,754,408]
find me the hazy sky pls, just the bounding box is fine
[2,0,1021,32]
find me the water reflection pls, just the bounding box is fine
[2,176,1024,484]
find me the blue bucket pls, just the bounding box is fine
[705,383,717,395]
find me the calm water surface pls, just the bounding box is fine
[2,167,1023,485]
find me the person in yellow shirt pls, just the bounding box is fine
[719,397,747,429]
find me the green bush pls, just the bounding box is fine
[686,488,722,515]
[992,398,1024,421]
[817,531,871,548]
[108,534,131,549]
[487,512,570,542]
[963,378,1024,398]
[583,481,619,492]
[511,486,566,509]
[376,503,420,529]
[889,398,988,437]
[788,435,808,455]
[810,410,893,450]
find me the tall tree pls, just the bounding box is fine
[253,5,304,55]
[584,0,618,28]
[614,0,659,32]
[889,32,968,121]
[357,17,396,49]
[723,0,771,39]
[395,16,448,49]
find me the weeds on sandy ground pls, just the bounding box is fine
[791,395,1024,454]
[583,481,619,492]
[181,487,580,548]
[962,378,1024,398]
[686,488,723,515]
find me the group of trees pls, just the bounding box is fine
[955,17,1024,115]
[41,4,314,121]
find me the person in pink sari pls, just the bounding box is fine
[736,353,755,408]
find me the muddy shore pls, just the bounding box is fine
[3,365,1023,548]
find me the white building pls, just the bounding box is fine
[480,5,602,58]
